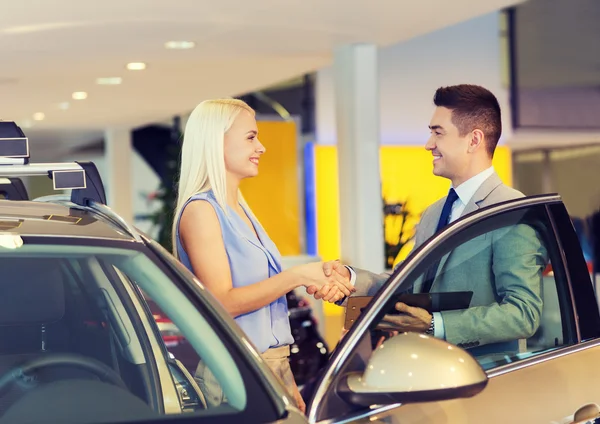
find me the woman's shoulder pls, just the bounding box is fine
[186,190,215,202]
[179,195,223,241]
[181,191,235,232]
[182,191,220,211]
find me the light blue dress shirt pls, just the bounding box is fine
[175,190,294,353]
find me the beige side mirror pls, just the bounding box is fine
[572,403,600,423]
[338,332,488,406]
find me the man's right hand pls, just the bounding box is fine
[290,261,354,303]
[323,260,351,280]
[306,260,352,302]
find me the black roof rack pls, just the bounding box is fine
[0,121,141,241]
[0,121,106,207]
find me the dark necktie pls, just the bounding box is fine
[435,188,459,233]
[421,188,459,293]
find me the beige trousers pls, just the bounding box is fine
[194,345,300,409]
[261,346,298,402]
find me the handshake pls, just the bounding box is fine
[288,260,354,304]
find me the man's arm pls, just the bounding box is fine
[441,223,548,347]
[314,262,390,306]
[350,267,392,297]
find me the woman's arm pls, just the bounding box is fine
[179,200,344,317]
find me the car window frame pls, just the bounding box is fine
[308,194,583,424]
[546,203,600,341]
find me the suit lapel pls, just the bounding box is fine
[460,172,503,218]
[417,199,445,248]
[429,172,503,292]
[412,199,444,293]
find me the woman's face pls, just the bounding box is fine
[224,110,265,181]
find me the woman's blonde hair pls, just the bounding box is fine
[172,98,255,257]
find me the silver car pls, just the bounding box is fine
[0,122,597,424]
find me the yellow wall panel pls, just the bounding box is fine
[240,121,300,256]
[313,146,341,262]
[315,145,513,266]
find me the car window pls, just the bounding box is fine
[0,242,256,424]
[310,202,579,422]
[364,204,575,370]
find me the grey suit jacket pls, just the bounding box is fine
[351,172,547,354]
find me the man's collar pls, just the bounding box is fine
[452,166,495,205]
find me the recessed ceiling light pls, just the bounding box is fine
[126,62,146,71]
[96,77,122,85]
[33,112,45,121]
[72,91,88,100]
[58,102,70,110]
[165,41,195,49]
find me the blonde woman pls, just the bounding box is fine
[173,99,354,413]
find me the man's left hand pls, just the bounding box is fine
[378,302,432,333]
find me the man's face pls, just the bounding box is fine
[425,106,472,185]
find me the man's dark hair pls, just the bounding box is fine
[433,84,502,157]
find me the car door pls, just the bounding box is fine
[307,194,600,424]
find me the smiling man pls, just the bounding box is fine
[314,84,548,354]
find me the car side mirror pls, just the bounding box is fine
[571,403,600,423]
[338,332,488,406]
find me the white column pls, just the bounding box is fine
[104,127,133,223]
[333,44,385,273]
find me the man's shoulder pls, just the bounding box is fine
[424,196,447,215]
[483,182,525,206]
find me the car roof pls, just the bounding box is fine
[0,199,135,241]
[0,121,142,242]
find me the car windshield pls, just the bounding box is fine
[0,237,247,423]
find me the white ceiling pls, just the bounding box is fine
[0,0,526,153]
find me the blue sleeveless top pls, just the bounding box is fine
[175,190,294,353]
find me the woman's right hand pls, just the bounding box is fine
[288,261,355,299]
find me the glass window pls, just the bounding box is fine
[343,204,576,375]
[0,242,248,423]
